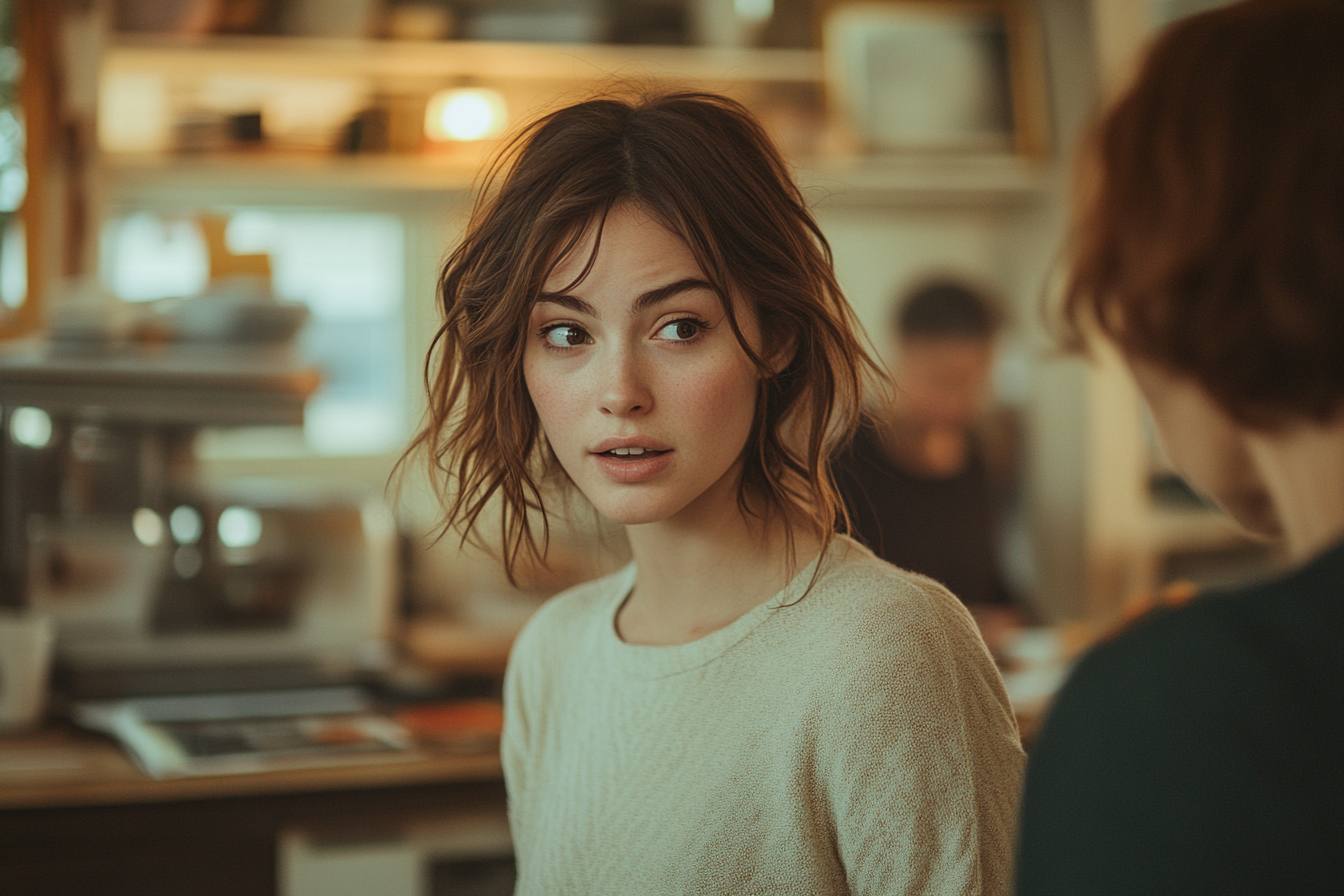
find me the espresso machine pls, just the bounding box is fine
[0,339,398,699]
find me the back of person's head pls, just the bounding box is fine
[409,89,875,573]
[1061,0,1344,429]
[895,278,1003,342]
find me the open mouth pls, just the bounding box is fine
[591,444,673,482]
[599,447,669,458]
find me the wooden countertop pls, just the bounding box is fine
[0,724,501,811]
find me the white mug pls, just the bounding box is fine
[0,611,55,731]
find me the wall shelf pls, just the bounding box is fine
[799,155,1051,208]
[105,34,824,85]
[101,32,1051,211]
[0,341,319,426]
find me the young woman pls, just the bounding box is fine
[409,90,1023,895]
[1016,3,1344,893]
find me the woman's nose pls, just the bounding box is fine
[598,348,652,417]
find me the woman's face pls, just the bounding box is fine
[891,335,996,431]
[523,204,763,528]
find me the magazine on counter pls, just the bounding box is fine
[73,687,417,780]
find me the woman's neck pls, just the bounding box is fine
[616,490,821,646]
[1245,417,1344,562]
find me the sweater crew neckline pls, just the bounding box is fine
[598,538,853,680]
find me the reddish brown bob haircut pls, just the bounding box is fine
[405,89,876,578]
[1060,0,1344,429]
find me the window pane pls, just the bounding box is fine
[101,210,406,456]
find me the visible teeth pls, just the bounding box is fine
[611,447,646,456]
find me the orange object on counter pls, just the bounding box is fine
[394,700,504,753]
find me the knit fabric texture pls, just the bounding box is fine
[502,536,1025,895]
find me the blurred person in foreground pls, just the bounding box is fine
[833,279,1028,653]
[1016,2,1344,894]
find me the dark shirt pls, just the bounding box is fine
[1016,539,1344,895]
[832,423,1010,606]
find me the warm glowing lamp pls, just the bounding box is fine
[424,88,508,142]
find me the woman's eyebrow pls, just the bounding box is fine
[632,278,717,314]
[535,294,598,317]
[537,278,716,318]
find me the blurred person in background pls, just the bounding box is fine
[833,279,1028,653]
[1016,2,1344,893]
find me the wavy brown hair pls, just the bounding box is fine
[401,89,879,580]
[1058,0,1344,430]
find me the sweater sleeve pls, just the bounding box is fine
[501,605,551,865]
[819,574,1024,896]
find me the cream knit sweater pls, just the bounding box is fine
[502,535,1024,896]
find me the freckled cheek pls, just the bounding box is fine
[523,360,581,446]
[666,356,759,434]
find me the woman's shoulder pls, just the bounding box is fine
[791,539,1019,759]
[797,537,988,664]
[813,537,975,618]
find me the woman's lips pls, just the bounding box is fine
[591,448,673,483]
[591,437,670,454]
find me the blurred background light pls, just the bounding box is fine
[218,506,263,549]
[98,71,171,153]
[132,507,165,547]
[170,505,203,545]
[174,545,202,578]
[424,88,507,142]
[103,212,209,302]
[1,216,27,308]
[735,0,774,25]
[9,406,52,448]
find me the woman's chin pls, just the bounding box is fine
[586,496,680,528]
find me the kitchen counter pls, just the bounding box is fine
[0,722,505,896]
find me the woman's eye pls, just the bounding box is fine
[542,325,589,348]
[656,319,702,342]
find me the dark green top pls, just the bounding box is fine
[1016,540,1344,895]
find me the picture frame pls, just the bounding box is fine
[822,0,1050,156]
